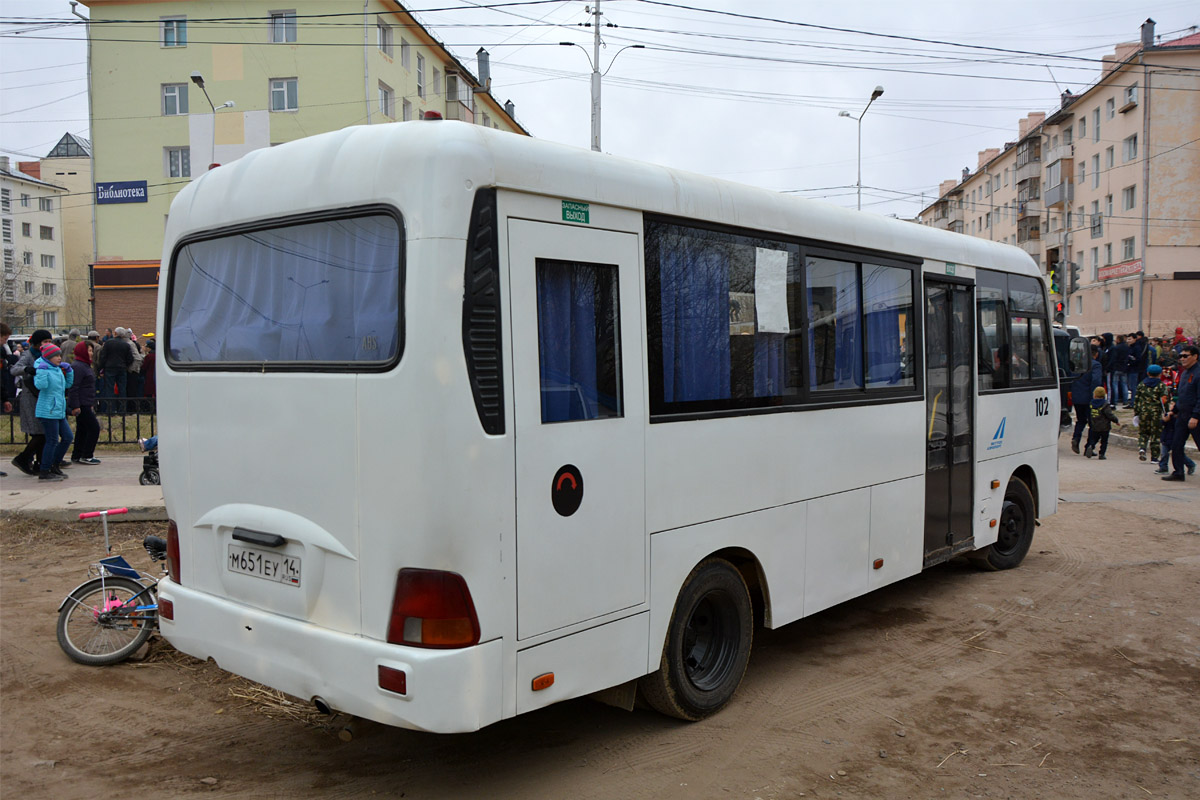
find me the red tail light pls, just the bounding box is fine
[159,598,174,621]
[386,569,480,649]
[166,519,181,585]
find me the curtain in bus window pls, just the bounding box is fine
[658,232,731,403]
[536,259,622,423]
[975,270,1008,390]
[1010,316,1032,380]
[169,215,400,364]
[807,257,861,391]
[1029,317,1052,379]
[863,264,914,388]
[952,287,973,464]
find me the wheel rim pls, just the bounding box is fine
[63,585,146,657]
[995,498,1027,556]
[681,590,740,692]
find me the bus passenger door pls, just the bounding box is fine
[507,219,646,640]
[923,279,975,566]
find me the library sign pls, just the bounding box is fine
[95,181,148,204]
[1098,259,1143,281]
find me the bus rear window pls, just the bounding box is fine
[167,211,402,368]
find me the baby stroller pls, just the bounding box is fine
[139,446,160,486]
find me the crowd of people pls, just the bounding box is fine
[1069,327,1200,481]
[1,324,157,481]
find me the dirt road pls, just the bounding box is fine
[3,438,1198,799]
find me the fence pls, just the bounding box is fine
[3,397,156,446]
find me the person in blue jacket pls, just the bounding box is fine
[33,341,75,481]
[1070,343,1103,454]
[1163,344,1200,481]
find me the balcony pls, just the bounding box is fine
[1017,238,1042,258]
[1046,142,1074,165]
[1044,180,1074,208]
[1042,230,1065,250]
[947,204,964,226]
[1014,158,1042,183]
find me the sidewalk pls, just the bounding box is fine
[1,454,166,521]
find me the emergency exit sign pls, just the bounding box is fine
[562,201,590,224]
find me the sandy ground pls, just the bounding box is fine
[2,437,1198,799]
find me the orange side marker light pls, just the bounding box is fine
[873,559,884,570]
[532,672,555,691]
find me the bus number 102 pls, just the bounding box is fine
[1034,397,1049,417]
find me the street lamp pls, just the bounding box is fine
[838,85,884,211]
[559,1,644,152]
[189,72,235,170]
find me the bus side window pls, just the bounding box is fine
[535,259,623,423]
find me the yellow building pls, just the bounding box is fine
[39,134,95,331]
[80,0,529,336]
[919,21,1200,338]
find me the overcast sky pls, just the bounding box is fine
[2,1,1197,218]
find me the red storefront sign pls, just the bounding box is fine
[1098,259,1143,281]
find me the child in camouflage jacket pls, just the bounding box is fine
[1133,364,1170,461]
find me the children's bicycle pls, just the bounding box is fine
[56,508,167,666]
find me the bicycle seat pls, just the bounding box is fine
[144,535,167,561]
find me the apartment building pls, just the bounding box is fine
[1,158,68,333]
[18,134,95,331]
[79,0,529,336]
[920,21,1200,338]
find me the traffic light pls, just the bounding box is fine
[1069,262,1081,293]
[1048,267,1060,294]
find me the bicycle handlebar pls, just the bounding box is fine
[78,508,129,520]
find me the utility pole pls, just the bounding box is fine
[590,1,602,152]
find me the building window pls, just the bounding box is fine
[1104,243,1112,265]
[1122,236,1135,260]
[25,310,36,327]
[42,281,55,295]
[1103,291,1111,312]
[1123,84,1138,107]
[1064,127,1073,145]
[1090,247,1099,279]
[377,19,393,56]
[21,222,31,237]
[161,16,187,47]
[417,54,425,98]
[24,280,34,295]
[1124,134,1138,162]
[270,78,298,111]
[39,225,53,240]
[1092,108,1100,142]
[1122,185,1136,210]
[269,10,297,43]
[20,193,30,207]
[43,311,57,328]
[402,98,412,121]
[22,251,31,265]
[1079,161,1086,185]
[1105,146,1113,169]
[41,255,55,269]
[39,197,53,211]
[162,83,189,116]
[378,81,394,118]
[0,188,8,212]
[166,146,191,178]
[1091,154,1100,188]
[1105,98,1114,119]
[1105,194,1113,217]
[1120,287,1134,309]
[1,220,10,243]
[1003,167,1009,186]
[400,38,411,70]
[433,67,441,96]
[1079,116,1086,139]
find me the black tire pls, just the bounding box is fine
[639,558,753,721]
[57,577,156,666]
[139,468,159,486]
[971,478,1035,571]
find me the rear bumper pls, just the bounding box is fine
[158,581,504,733]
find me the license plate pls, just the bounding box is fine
[227,544,301,587]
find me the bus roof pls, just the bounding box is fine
[168,121,1040,278]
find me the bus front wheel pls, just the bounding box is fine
[640,558,753,721]
[972,477,1035,571]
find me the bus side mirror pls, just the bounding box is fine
[1068,337,1090,376]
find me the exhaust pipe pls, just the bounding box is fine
[312,696,333,715]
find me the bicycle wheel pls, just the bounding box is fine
[56,576,156,666]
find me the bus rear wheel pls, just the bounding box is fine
[971,477,1035,571]
[640,558,753,721]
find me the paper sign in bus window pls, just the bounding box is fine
[754,248,790,334]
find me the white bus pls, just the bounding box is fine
[156,121,1066,733]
